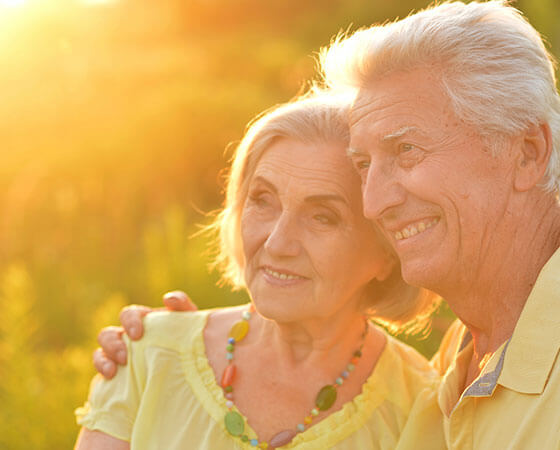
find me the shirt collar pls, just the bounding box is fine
[498,246,560,394]
[439,246,560,415]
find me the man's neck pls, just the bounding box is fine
[449,197,560,385]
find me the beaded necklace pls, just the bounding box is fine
[221,305,368,449]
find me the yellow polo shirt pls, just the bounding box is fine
[434,247,560,449]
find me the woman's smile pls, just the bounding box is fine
[261,266,308,285]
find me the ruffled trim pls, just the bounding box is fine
[75,401,133,442]
[179,309,423,449]
[285,335,399,448]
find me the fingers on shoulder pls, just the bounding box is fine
[119,305,152,339]
[163,290,198,312]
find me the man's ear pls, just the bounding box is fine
[514,122,552,192]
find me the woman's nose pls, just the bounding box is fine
[263,212,301,257]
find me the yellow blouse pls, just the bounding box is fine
[76,310,444,449]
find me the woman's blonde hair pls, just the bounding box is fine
[209,91,440,334]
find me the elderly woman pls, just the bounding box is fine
[75,93,443,449]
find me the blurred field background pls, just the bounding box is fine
[0,0,558,447]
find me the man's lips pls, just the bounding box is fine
[384,217,440,241]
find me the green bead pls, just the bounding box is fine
[347,363,355,372]
[224,411,245,436]
[335,377,343,385]
[224,386,233,393]
[226,344,234,352]
[241,435,249,442]
[354,350,362,357]
[311,408,319,416]
[315,385,337,411]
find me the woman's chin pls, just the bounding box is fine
[251,298,307,324]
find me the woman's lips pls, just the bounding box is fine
[260,266,308,285]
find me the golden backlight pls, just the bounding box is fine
[0,0,554,448]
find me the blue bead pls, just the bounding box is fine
[341,371,349,378]
[226,352,234,360]
[297,424,305,432]
[250,439,258,446]
[228,337,235,345]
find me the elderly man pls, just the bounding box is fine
[321,1,560,448]
[93,1,560,448]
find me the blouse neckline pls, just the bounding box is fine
[181,308,404,449]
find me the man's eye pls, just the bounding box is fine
[313,213,338,226]
[397,143,425,168]
[355,160,371,170]
[399,143,416,153]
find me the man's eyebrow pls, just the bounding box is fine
[382,126,419,142]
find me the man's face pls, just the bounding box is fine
[348,69,516,293]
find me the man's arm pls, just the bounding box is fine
[93,291,197,379]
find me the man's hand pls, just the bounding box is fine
[93,291,197,379]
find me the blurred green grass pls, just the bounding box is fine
[0,0,557,447]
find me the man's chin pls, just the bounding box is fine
[399,259,444,292]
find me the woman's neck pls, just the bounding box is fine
[251,308,370,366]
[203,304,388,442]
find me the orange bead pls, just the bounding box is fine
[229,320,249,342]
[350,356,360,365]
[304,416,313,425]
[221,364,237,387]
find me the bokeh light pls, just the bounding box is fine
[0,0,557,447]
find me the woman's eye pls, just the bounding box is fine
[248,193,271,208]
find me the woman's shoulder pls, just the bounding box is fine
[353,328,441,433]
[374,329,440,395]
[138,309,214,353]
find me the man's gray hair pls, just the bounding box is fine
[320,0,560,193]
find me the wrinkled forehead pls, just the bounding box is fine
[252,137,363,203]
[349,72,458,146]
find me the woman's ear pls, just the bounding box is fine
[514,122,552,192]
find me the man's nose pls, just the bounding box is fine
[361,161,405,221]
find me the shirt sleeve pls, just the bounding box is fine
[75,336,145,442]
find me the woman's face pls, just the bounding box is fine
[241,137,395,322]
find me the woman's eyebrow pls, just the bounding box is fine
[250,176,278,193]
[347,147,367,158]
[305,194,348,206]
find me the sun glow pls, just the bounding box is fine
[80,0,116,4]
[0,0,27,7]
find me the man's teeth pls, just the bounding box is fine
[394,218,439,241]
[264,268,303,280]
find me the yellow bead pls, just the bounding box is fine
[304,416,312,425]
[258,443,268,448]
[229,320,249,342]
